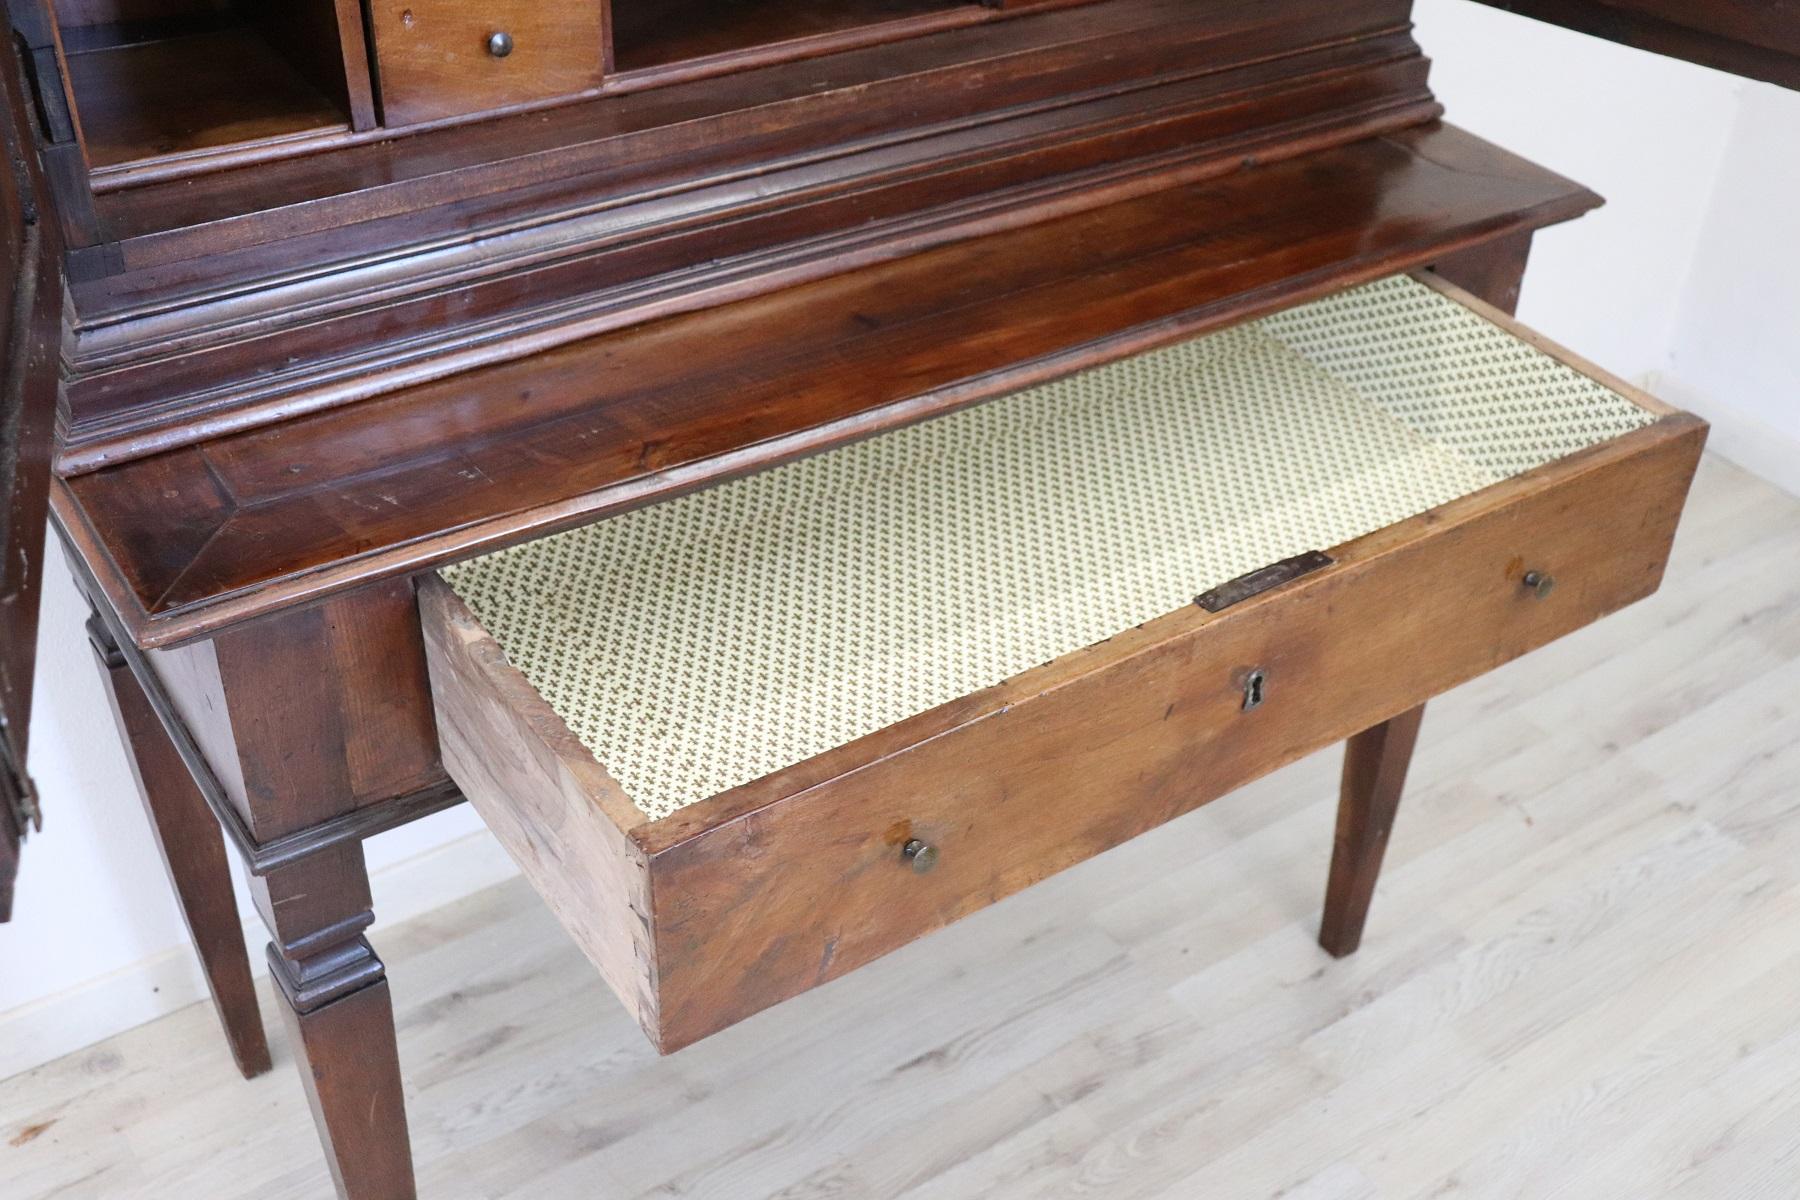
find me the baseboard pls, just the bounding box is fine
[1644,371,1800,499]
[0,947,210,1081]
[0,829,521,1082]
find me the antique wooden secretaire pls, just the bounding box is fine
[3,0,1793,1194]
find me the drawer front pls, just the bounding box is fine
[368,0,604,125]
[645,414,1705,1050]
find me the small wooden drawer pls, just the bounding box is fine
[367,0,604,126]
[419,273,1705,1053]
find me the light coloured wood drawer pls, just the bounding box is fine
[367,0,604,126]
[418,273,1705,1052]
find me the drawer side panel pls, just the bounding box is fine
[418,577,661,1042]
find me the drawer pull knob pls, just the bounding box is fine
[1242,667,1268,713]
[487,30,515,58]
[1522,570,1556,600]
[902,839,939,874]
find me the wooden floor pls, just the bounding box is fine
[7,455,1800,1200]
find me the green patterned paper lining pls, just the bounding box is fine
[444,275,1654,819]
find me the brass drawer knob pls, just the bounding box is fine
[487,30,515,58]
[1522,570,1556,600]
[902,839,939,874]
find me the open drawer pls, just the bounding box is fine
[418,273,1705,1052]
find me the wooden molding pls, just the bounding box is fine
[58,0,1432,469]
[55,125,1602,650]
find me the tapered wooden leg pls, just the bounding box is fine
[1320,703,1426,958]
[86,616,272,1079]
[256,843,416,1200]
[1430,230,1534,317]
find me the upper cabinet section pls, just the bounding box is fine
[366,1,605,126]
[35,0,1800,194]
[33,0,1097,176]
[42,0,1445,470]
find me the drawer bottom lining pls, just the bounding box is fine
[442,274,1653,819]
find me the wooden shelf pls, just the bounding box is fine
[611,0,984,73]
[65,25,349,171]
[56,123,1601,649]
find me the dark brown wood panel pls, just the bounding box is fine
[85,0,1318,251]
[612,0,978,72]
[6,0,101,248]
[62,0,1429,464]
[52,0,219,25]
[63,25,351,169]
[145,579,443,840]
[1431,229,1536,317]
[243,0,379,133]
[645,414,1706,1049]
[0,16,66,918]
[57,123,1600,650]
[1466,0,1800,90]
[63,40,1436,461]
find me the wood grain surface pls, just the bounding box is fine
[56,125,1601,649]
[367,0,605,125]
[642,412,1703,1049]
[61,0,1431,467]
[420,576,659,1041]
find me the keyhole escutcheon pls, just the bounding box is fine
[1242,667,1268,713]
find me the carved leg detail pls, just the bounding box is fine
[86,616,272,1079]
[255,844,416,1200]
[1320,703,1426,959]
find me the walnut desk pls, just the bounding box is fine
[2,1,1785,1195]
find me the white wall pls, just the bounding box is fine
[4,0,1798,1079]
[1413,0,1739,379]
[1414,0,1800,493]
[1660,83,1800,495]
